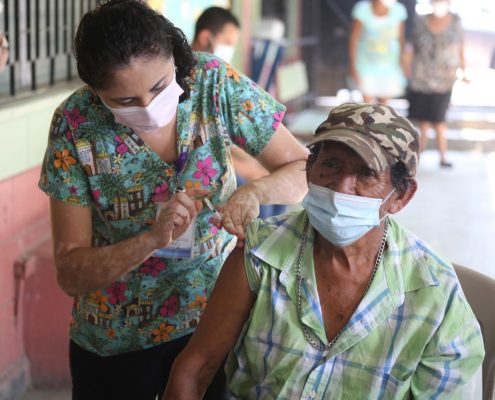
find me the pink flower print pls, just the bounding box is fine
[159,293,180,318]
[152,182,169,203]
[65,130,73,141]
[114,135,129,155]
[205,59,220,70]
[272,111,284,130]
[105,282,128,305]
[233,136,247,149]
[193,156,218,186]
[68,186,78,196]
[91,189,101,206]
[64,108,87,129]
[208,217,219,235]
[140,257,166,277]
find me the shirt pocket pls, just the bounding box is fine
[343,362,413,399]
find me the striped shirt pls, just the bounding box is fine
[225,210,484,399]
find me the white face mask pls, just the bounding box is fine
[432,2,449,17]
[380,0,397,8]
[213,44,236,64]
[101,72,184,134]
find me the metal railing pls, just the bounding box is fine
[0,0,97,99]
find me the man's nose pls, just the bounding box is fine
[333,173,357,195]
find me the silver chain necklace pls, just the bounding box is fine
[295,217,389,351]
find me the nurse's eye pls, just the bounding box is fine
[116,98,135,106]
[151,84,166,93]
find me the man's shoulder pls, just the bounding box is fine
[388,218,450,264]
[245,211,305,261]
[387,218,459,291]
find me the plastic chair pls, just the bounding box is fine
[453,264,495,400]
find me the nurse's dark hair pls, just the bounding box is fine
[75,0,195,101]
[307,142,411,196]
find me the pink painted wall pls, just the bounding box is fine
[21,237,73,387]
[0,166,72,395]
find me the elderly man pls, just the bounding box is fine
[163,103,484,399]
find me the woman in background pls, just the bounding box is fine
[349,0,408,104]
[407,0,465,168]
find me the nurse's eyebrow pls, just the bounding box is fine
[150,74,169,91]
[111,73,170,102]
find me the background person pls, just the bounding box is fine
[191,6,240,64]
[0,1,8,73]
[38,1,308,398]
[406,0,465,168]
[349,0,408,104]
[192,6,287,219]
[164,103,484,400]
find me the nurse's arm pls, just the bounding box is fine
[163,247,254,400]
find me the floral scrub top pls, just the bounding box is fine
[38,52,286,356]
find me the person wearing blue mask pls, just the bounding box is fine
[164,103,484,400]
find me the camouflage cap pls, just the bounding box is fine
[309,103,420,175]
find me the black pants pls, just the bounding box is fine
[70,335,225,400]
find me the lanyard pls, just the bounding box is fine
[173,145,189,193]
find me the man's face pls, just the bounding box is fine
[307,142,393,200]
[306,140,418,217]
[211,22,240,49]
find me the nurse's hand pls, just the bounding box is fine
[150,188,209,249]
[218,186,260,247]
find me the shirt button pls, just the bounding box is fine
[308,390,317,398]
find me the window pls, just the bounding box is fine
[0,0,97,101]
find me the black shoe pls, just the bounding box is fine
[440,160,453,168]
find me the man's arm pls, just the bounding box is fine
[411,291,484,398]
[163,247,254,399]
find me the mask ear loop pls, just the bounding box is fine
[379,188,396,222]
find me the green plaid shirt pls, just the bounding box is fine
[225,211,484,399]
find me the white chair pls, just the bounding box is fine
[454,264,495,400]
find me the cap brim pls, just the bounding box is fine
[307,128,395,172]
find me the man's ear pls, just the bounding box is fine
[388,178,417,215]
[197,29,214,52]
